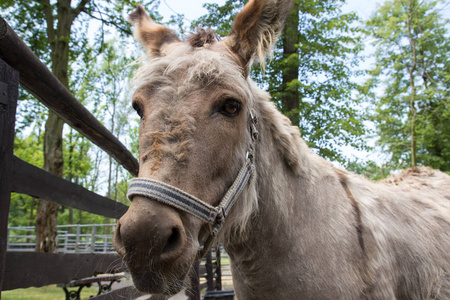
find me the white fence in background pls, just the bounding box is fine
[7,224,117,253]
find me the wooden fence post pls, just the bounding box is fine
[0,58,19,296]
[215,247,222,291]
[205,251,214,291]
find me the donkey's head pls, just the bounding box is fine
[113,0,292,295]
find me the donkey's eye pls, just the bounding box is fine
[220,99,241,117]
[133,103,144,119]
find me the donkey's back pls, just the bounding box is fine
[352,167,450,299]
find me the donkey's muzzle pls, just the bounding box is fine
[113,196,187,293]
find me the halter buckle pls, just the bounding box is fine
[209,207,226,236]
[249,109,259,141]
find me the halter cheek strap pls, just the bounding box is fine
[126,109,258,259]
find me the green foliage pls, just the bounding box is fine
[194,0,368,164]
[365,0,450,172]
[0,2,50,135]
[8,134,43,227]
[64,129,92,184]
[346,160,393,181]
[13,132,44,168]
[8,194,36,227]
[0,1,50,61]
[193,0,247,36]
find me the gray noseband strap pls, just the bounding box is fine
[127,154,254,233]
[127,110,259,258]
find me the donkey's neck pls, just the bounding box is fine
[224,110,367,299]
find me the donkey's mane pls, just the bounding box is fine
[187,28,220,48]
[382,166,440,185]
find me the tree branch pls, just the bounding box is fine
[82,10,132,36]
[36,0,55,47]
[71,0,90,22]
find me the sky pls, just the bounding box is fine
[157,0,386,23]
[158,0,225,22]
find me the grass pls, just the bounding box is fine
[2,284,100,300]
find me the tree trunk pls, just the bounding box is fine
[407,0,418,168]
[67,128,74,233]
[281,0,300,126]
[35,0,89,252]
[36,114,62,251]
[36,111,64,252]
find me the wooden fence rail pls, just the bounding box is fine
[12,157,128,219]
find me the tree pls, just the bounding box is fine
[1,0,159,252]
[194,0,367,164]
[95,39,137,230]
[30,0,90,253]
[365,0,450,172]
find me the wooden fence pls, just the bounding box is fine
[0,17,227,299]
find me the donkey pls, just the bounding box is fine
[113,0,450,299]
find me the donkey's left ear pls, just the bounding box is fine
[226,0,293,75]
[129,5,180,56]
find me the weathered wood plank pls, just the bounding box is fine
[205,251,214,291]
[2,252,127,290]
[90,285,145,300]
[0,59,19,294]
[0,17,139,176]
[12,156,129,219]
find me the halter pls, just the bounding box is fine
[127,109,259,258]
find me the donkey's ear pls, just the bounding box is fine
[227,0,293,74]
[129,5,180,56]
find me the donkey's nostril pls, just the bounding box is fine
[113,223,126,257]
[161,226,186,262]
[165,228,180,252]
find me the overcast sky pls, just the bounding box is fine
[157,0,385,23]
